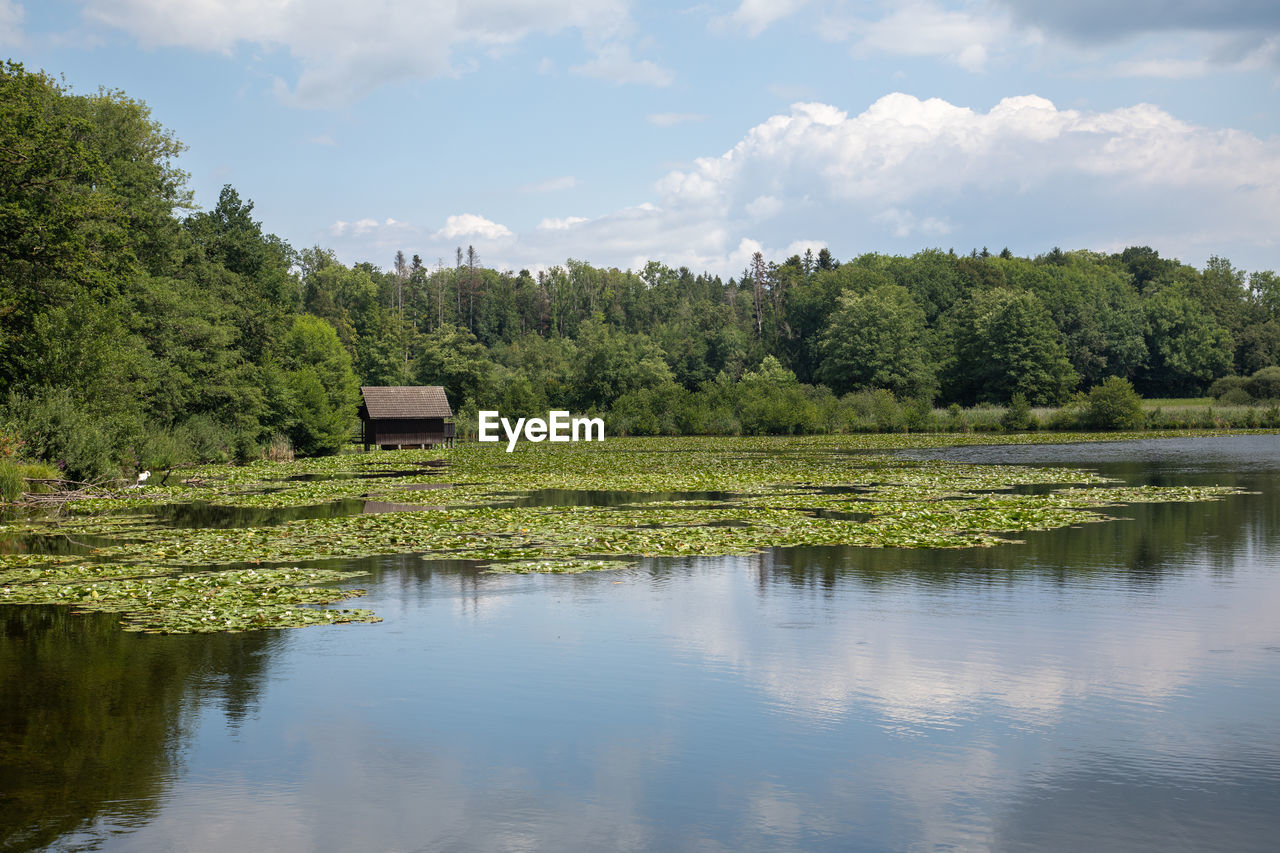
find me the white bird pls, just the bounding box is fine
[129,470,150,490]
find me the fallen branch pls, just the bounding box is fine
[9,478,126,513]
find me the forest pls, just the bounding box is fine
[4,61,1280,482]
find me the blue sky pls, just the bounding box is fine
[3,0,1279,277]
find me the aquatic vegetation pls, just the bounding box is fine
[0,433,1255,632]
[0,565,378,633]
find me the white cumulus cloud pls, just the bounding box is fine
[328,93,1280,278]
[434,213,513,241]
[76,0,648,106]
[588,93,1279,272]
[745,194,784,220]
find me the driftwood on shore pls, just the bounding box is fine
[8,464,202,510]
[11,478,129,512]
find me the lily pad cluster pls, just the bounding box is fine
[0,432,1251,632]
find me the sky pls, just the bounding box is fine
[3,0,1279,278]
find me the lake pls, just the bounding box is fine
[3,434,1279,851]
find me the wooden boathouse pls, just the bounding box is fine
[359,386,455,450]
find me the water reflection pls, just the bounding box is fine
[137,498,438,528]
[491,488,742,508]
[4,435,1280,851]
[0,533,117,557]
[0,608,280,851]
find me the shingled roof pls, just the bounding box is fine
[360,386,453,419]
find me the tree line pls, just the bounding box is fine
[3,62,1278,480]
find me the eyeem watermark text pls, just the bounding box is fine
[478,411,605,452]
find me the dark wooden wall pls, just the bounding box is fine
[362,418,454,449]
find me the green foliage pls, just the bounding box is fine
[6,62,1280,457]
[280,315,359,456]
[0,428,22,460]
[736,363,821,435]
[3,389,121,482]
[414,323,493,409]
[21,461,60,492]
[0,459,61,499]
[1000,393,1037,431]
[1142,283,1234,396]
[1209,375,1247,400]
[0,62,190,392]
[942,288,1078,405]
[1084,377,1144,430]
[136,428,196,474]
[609,382,687,436]
[1219,387,1253,406]
[818,284,935,399]
[0,436,1246,634]
[569,318,675,411]
[1245,366,1280,401]
[1004,253,1148,387]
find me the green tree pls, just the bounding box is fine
[1003,253,1148,387]
[279,315,358,455]
[414,323,494,409]
[735,357,821,434]
[817,284,935,399]
[0,62,190,396]
[942,289,1078,405]
[569,318,674,411]
[184,186,298,362]
[1141,283,1234,396]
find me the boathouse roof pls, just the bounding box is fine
[359,386,453,420]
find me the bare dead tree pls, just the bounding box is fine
[435,258,446,329]
[455,246,463,325]
[467,244,480,332]
[393,249,408,313]
[751,251,767,338]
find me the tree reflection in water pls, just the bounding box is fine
[0,607,279,851]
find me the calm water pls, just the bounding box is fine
[3,435,1280,852]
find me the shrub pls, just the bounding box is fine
[903,396,937,432]
[610,388,663,436]
[1084,377,1144,430]
[177,416,235,463]
[138,429,196,475]
[0,429,22,460]
[941,403,964,432]
[233,432,260,465]
[1245,366,1280,401]
[1046,394,1086,431]
[4,390,120,483]
[836,389,907,433]
[1209,375,1247,400]
[1000,393,1037,431]
[1219,387,1253,406]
